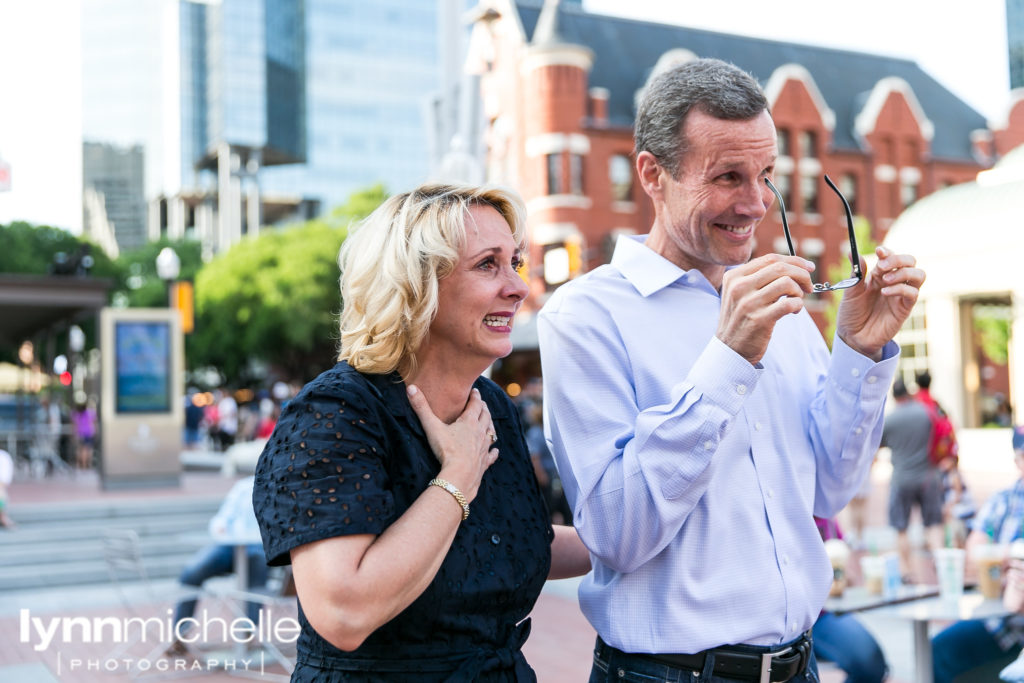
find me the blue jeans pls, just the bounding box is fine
[589,638,819,683]
[173,543,269,627]
[932,618,1021,683]
[811,612,887,683]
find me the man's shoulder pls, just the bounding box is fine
[540,264,633,317]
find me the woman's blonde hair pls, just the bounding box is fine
[338,183,527,378]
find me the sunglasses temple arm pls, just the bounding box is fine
[764,178,795,256]
[823,175,862,277]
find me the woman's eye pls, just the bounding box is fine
[476,257,496,270]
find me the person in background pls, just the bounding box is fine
[72,399,97,469]
[0,448,15,528]
[881,377,944,581]
[538,57,923,683]
[931,426,1024,682]
[811,517,888,683]
[183,389,206,450]
[167,475,267,653]
[253,183,590,681]
[216,389,238,451]
[938,453,975,548]
[524,400,572,525]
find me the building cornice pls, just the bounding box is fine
[764,63,836,131]
[855,77,935,142]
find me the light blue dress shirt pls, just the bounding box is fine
[537,235,898,654]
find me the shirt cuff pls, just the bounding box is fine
[830,335,899,401]
[687,336,762,415]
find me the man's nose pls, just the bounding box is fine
[736,180,770,219]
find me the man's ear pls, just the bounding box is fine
[636,151,666,201]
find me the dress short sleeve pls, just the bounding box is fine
[253,368,395,566]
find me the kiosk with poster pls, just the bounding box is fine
[99,308,184,489]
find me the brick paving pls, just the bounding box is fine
[1,440,1018,682]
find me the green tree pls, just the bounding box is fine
[0,221,119,362]
[190,220,346,384]
[112,238,204,308]
[823,216,877,346]
[0,221,117,277]
[189,184,387,385]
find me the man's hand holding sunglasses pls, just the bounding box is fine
[835,245,925,362]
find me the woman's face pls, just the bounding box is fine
[425,204,528,369]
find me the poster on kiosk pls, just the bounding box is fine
[99,307,184,489]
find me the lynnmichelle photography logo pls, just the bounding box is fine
[20,607,300,677]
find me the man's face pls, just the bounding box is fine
[650,108,777,281]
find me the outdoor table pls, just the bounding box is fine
[869,589,1008,683]
[824,583,939,616]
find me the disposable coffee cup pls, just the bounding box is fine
[934,547,966,601]
[972,544,1007,600]
[860,555,885,596]
[824,539,851,597]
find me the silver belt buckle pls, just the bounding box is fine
[759,645,793,683]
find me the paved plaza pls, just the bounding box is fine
[0,435,1017,682]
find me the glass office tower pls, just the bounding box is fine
[1009,0,1024,89]
[82,0,458,255]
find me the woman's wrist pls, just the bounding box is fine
[428,478,470,520]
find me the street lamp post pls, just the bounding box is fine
[155,247,181,308]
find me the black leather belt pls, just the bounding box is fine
[595,632,812,683]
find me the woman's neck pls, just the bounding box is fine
[403,363,483,424]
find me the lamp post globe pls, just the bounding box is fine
[156,247,181,282]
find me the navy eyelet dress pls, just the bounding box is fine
[252,362,554,682]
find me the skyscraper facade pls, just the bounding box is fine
[82,0,465,256]
[1009,0,1024,89]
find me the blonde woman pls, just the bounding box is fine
[253,183,590,682]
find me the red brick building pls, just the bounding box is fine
[467,0,1024,342]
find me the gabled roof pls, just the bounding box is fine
[513,1,986,162]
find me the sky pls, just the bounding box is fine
[0,0,1012,234]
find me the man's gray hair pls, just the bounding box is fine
[634,58,769,178]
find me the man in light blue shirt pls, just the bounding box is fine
[537,58,925,683]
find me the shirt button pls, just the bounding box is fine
[491,534,501,545]
[855,427,863,435]
[851,368,861,378]
[783,555,790,565]
[867,376,878,384]
[755,422,762,431]
[766,488,774,498]
[704,440,714,450]
[736,384,747,395]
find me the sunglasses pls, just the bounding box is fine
[763,175,863,292]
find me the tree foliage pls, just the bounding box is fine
[823,216,877,347]
[190,220,347,384]
[0,185,387,384]
[188,184,387,385]
[113,238,204,308]
[0,221,117,277]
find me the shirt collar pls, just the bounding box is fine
[610,234,689,297]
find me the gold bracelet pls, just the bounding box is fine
[428,478,470,521]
